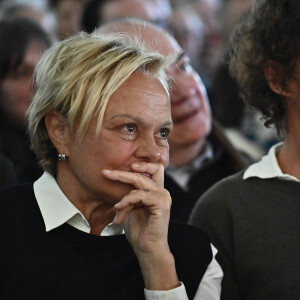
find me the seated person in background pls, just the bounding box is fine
[167,3,206,74]
[0,17,51,183]
[0,154,17,187]
[0,32,221,299]
[0,1,57,42]
[48,0,85,40]
[210,0,278,156]
[189,0,300,299]
[99,18,248,223]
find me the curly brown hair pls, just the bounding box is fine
[229,0,300,136]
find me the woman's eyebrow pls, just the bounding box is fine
[109,114,146,124]
[109,114,173,127]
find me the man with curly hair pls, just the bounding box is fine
[189,0,300,299]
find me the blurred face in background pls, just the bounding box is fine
[0,40,42,124]
[222,0,255,41]
[167,6,205,71]
[193,0,223,77]
[56,0,84,39]
[167,51,212,151]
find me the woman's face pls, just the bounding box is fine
[0,39,42,124]
[60,72,172,205]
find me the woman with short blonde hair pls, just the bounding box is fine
[1,32,214,299]
[28,32,171,175]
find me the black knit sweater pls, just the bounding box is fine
[0,184,212,299]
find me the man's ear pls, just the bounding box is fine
[45,111,71,155]
[264,61,292,98]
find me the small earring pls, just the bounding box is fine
[58,153,68,161]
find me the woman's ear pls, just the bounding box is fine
[45,111,71,155]
[264,61,292,98]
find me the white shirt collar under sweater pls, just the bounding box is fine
[33,172,124,236]
[244,142,299,182]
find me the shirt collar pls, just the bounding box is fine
[167,141,214,173]
[166,141,214,189]
[33,172,124,235]
[243,142,299,182]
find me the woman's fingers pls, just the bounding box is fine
[113,206,133,225]
[113,189,171,225]
[130,162,165,186]
[102,168,156,191]
[102,162,164,189]
[102,163,170,227]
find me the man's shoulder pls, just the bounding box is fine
[203,167,285,201]
[189,167,282,227]
[203,169,246,197]
[189,169,254,221]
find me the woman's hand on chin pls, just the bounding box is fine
[102,162,180,291]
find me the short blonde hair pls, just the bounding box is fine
[27,32,173,175]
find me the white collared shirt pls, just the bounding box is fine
[244,142,299,182]
[34,172,222,300]
[34,172,124,235]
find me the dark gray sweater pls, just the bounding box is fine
[189,171,300,300]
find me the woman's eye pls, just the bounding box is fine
[123,123,136,134]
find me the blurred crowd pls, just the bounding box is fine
[0,0,279,185]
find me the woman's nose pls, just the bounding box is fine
[135,138,161,163]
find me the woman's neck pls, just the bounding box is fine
[56,169,116,235]
[84,205,116,236]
